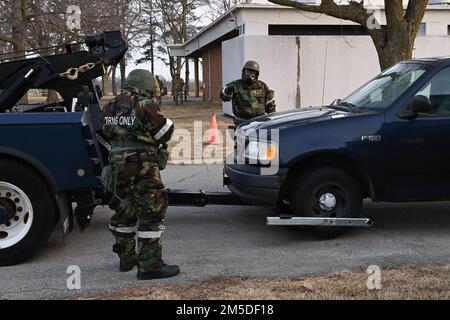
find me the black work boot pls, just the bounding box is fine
[119,257,138,272]
[137,264,180,280]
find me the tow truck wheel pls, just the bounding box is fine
[290,166,363,238]
[0,160,57,266]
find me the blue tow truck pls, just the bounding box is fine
[1,30,449,266]
[0,32,127,265]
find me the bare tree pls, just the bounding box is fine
[0,0,210,99]
[0,1,28,57]
[107,0,147,92]
[136,0,207,101]
[268,0,429,70]
[0,0,142,97]
[205,0,247,21]
[0,1,34,102]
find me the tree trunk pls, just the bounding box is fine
[169,56,175,80]
[172,57,182,91]
[376,43,413,71]
[102,74,111,97]
[120,58,126,89]
[371,23,416,71]
[112,66,117,96]
[13,0,28,104]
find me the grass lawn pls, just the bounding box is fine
[75,265,450,300]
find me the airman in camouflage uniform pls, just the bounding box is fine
[220,61,276,125]
[153,74,161,103]
[172,74,185,105]
[155,75,163,106]
[100,69,180,280]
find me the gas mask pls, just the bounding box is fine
[242,69,258,84]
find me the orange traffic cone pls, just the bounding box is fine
[207,112,220,145]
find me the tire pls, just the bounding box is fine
[290,166,363,238]
[0,160,57,266]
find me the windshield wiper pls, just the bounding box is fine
[378,71,400,79]
[338,101,356,109]
[327,101,356,112]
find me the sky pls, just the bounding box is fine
[128,54,173,81]
[127,1,214,81]
[127,50,202,83]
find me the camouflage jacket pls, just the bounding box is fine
[153,75,161,99]
[99,86,174,147]
[220,79,276,119]
[173,78,185,92]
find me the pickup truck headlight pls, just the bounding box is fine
[246,141,278,162]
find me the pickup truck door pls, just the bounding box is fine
[386,66,450,200]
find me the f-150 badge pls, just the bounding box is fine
[361,135,382,142]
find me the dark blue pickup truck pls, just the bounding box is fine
[225,57,450,235]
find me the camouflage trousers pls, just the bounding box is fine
[106,150,168,273]
[173,90,183,105]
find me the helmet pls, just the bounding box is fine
[242,60,260,84]
[125,69,156,95]
[243,60,260,73]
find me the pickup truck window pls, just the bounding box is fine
[342,63,428,112]
[415,67,450,116]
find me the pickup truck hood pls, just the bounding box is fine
[239,107,353,131]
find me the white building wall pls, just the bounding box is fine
[414,36,450,58]
[298,36,381,108]
[244,36,300,110]
[222,36,246,115]
[222,35,450,113]
[425,22,449,36]
[222,36,299,113]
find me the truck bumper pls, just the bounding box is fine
[224,162,288,207]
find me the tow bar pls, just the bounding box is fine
[167,189,249,207]
[167,190,373,228]
[266,217,373,227]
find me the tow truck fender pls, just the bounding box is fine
[0,147,73,239]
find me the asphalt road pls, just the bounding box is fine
[1,165,449,300]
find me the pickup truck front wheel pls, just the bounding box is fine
[0,160,57,266]
[290,166,363,238]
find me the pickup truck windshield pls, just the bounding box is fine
[339,63,429,112]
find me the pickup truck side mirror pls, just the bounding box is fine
[412,95,432,114]
[398,95,432,120]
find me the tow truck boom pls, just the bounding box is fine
[0,31,127,113]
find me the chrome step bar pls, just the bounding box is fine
[266,217,373,227]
